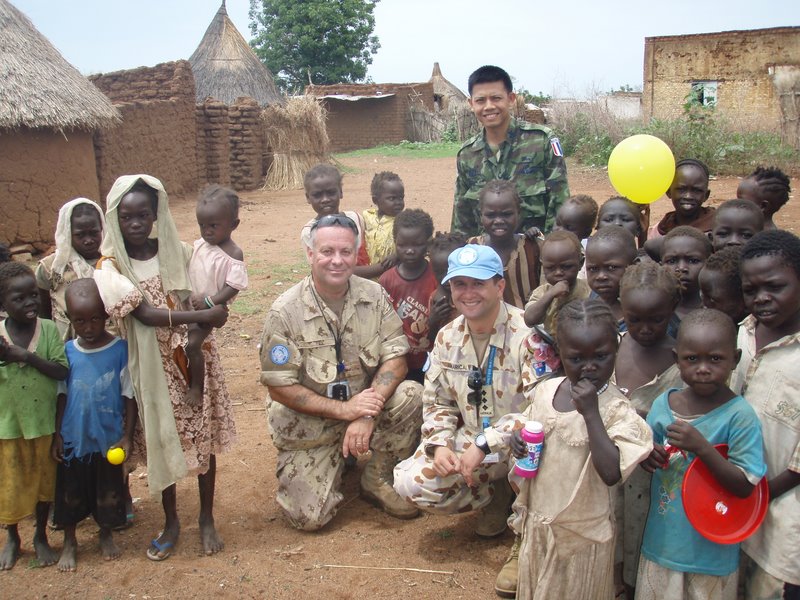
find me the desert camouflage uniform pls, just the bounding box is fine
[452,117,570,236]
[260,275,423,531]
[393,302,535,513]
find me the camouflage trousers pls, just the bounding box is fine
[393,427,511,514]
[270,381,422,531]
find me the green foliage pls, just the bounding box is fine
[516,87,551,106]
[549,95,799,175]
[335,141,461,160]
[249,0,380,93]
[441,121,459,144]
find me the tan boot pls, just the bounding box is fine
[361,451,419,519]
[494,535,520,598]
[475,479,513,538]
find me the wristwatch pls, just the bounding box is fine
[474,433,490,454]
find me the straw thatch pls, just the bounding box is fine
[429,62,467,110]
[262,95,328,190]
[189,1,284,107]
[0,0,119,131]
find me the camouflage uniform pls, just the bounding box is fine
[452,117,570,236]
[260,275,423,531]
[393,302,535,514]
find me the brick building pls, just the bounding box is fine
[306,82,435,152]
[643,27,800,147]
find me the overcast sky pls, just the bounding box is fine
[11,0,800,98]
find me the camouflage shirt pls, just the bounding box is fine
[422,302,535,453]
[259,275,409,447]
[452,117,570,236]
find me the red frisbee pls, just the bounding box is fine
[682,444,769,544]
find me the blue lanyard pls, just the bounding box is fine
[481,346,497,430]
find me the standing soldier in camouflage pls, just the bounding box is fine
[259,214,423,531]
[393,244,535,597]
[452,65,570,237]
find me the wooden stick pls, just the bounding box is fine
[317,564,454,575]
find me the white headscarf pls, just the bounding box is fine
[51,198,105,277]
[95,174,192,493]
[101,174,192,299]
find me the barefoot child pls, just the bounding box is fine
[300,164,386,279]
[650,159,714,238]
[586,227,638,330]
[94,175,235,561]
[468,180,541,308]
[460,299,653,599]
[615,262,683,595]
[363,171,405,265]
[186,185,248,405]
[426,232,466,343]
[710,199,764,252]
[0,263,68,570]
[699,247,748,325]
[660,226,712,321]
[732,230,800,598]
[379,209,437,383]
[51,279,137,571]
[524,230,589,333]
[637,308,766,600]
[36,198,105,339]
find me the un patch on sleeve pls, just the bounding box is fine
[270,344,290,366]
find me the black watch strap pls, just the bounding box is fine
[475,434,490,454]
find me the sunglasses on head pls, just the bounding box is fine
[310,213,358,236]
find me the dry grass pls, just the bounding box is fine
[0,0,119,131]
[189,3,283,107]
[261,95,329,190]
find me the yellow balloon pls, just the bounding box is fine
[607,134,675,204]
[107,447,126,465]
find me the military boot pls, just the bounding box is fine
[361,451,419,519]
[475,478,513,538]
[494,535,520,598]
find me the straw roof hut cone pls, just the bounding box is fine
[0,0,119,130]
[189,0,284,106]
[429,62,467,110]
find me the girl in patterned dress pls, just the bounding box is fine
[94,174,236,561]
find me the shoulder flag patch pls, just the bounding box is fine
[550,137,564,157]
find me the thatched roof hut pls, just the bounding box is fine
[0,0,119,131]
[429,62,467,110]
[0,0,120,247]
[189,1,284,106]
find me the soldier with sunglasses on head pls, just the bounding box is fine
[259,214,423,531]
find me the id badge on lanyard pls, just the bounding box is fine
[478,346,497,429]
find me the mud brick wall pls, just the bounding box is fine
[94,98,198,199]
[0,130,100,247]
[308,82,435,152]
[91,61,199,198]
[90,61,196,104]
[196,100,231,186]
[228,98,264,191]
[643,27,800,132]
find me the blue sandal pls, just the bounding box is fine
[146,535,174,561]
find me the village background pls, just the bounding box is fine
[1,1,799,597]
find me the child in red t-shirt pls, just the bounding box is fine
[379,209,437,383]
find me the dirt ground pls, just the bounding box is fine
[5,155,797,599]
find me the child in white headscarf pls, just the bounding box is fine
[93,175,236,561]
[35,198,105,339]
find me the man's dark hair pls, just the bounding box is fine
[468,65,513,95]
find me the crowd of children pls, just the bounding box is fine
[1,158,797,600]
